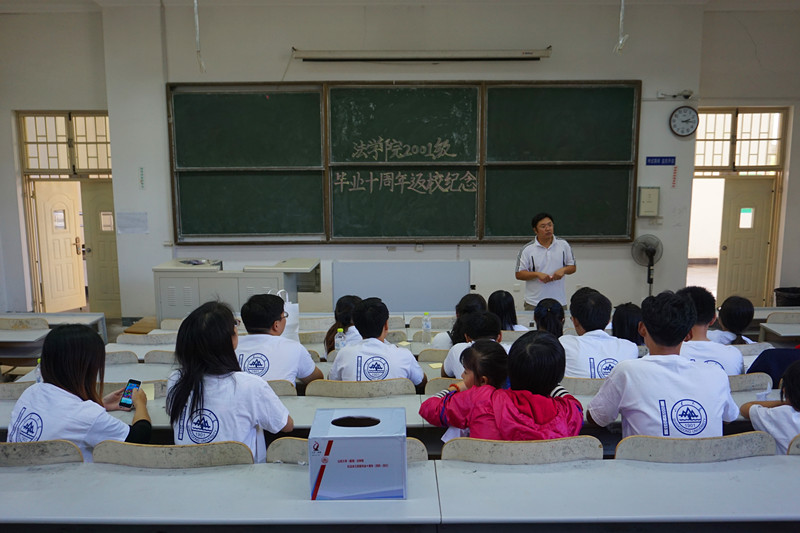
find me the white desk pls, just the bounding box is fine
[0,329,49,363]
[1,311,108,343]
[759,322,800,343]
[0,461,440,528]
[16,363,175,384]
[435,456,800,526]
[104,342,176,362]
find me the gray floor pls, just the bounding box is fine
[686,263,718,297]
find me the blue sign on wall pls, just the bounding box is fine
[646,157,676,165]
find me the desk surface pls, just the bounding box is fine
[105,342,176,361]
[0,329,49,342]
[0,461,440,526]
[760,323,800,336]
[1,312,107,342]
[435,455,800,524]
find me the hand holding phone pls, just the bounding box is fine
[119,379,142,409]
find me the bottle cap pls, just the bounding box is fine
[337,328,344,333]
[424,312,429,316]
[37,358,41,364]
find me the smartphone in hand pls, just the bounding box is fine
[119,379,141,408]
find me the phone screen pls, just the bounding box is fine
[119,380,141,408]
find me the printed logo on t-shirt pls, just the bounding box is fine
[670,399,707,435]
[363,356,390,380]
[704,360,725,371]
[16,413,43,442]
[244,352,270,377]
[596,358,618,378]
[187,408,220,444]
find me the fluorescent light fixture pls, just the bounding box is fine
[291,47,552,62]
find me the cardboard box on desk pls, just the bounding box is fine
[309,408,407,500]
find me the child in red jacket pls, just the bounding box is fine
[420,332,583,441]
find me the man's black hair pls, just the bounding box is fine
[569,287,611,332]
[641,291,696,347]
[240,294,284,334]
[676,286,716,325]
[352,297,389,339]
[464,311,502,341]
[531,212,554,230]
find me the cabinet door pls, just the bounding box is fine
[158,277,199,319]
[239,276,282,304]
[199,277,240,309]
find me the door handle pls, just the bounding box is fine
[721,245,728,251]
[74,237,82,255]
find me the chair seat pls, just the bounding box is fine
[441,436,603,465]
[93,440,254,468]
[614,431,776,463]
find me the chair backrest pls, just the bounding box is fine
[731,342,773,357]
[409,315,455,329]
[326,349,338,362]
[441,436,603,464]
[299,316,335,331]
[387,316,406,329]
[103,380,168,398]
[0,380,34,400]
[0,317,49,330]
[298,330,327,344]
[105,350,139,365]
[93,440,254,468]
[266,436,428,464]
[304,378,416,397]
[143,349,176,364]
[500,329,527,343]
[0,440,83,466]
[306,349,321,362]
[267,379,298,396]
[159,318,184,330]
[766,312,800,324]
[747,348,800,388]
[385,329,409,344]
[412,330,443,342]
[418,348,448,363]
[614,431,776,463]
[788,434,800,455]
[729,372,772,392]
[115,332,177,345]
[424,376,459,395]
[560,376,605,395]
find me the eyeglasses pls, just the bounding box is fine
[281,312,289,319]
[233,318,241,332]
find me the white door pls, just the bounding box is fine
[717,178,774,305]
[34,181,86,312]
[81,181,122,318]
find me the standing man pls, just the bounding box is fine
[515,213,576,309]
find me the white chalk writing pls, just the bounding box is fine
[350,137,457,161]
[333,170,477,195]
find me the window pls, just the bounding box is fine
[17,112,112,179]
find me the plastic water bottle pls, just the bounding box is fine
[334,328,346,350]
[422,312,432,344]
[34,358,43,383]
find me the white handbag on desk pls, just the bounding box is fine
[277,289,300,343]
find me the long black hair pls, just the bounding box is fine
[533,298,565,338]
[324,295,362,353]
[167,301,240,425]
[41,324,105,405]
[488,290,520,331]
[448,293,487,344]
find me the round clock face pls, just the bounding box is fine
[669,106,699,137]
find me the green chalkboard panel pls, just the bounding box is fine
[486,86,636,162]
[331,166,478,238]
[484,167,632,238]
[329,87,479,164]
[178,171,324,235]
[172,91,322,168]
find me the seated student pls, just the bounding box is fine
[677,286,744,375]
[8,325,151,462]
[431,293,487,350]
[420,333,583,441]
[612,302,644,346]
[167,302,294,463]
[708,295,755,345]
[559,288,638,378]
[488,290,528,331]
[237,294,323,385]
[588,291,739,438]
[323,295,363,355]
[533,298,565,338]
[442,311,503,378]
[740,360,800,455]
[328,297,427,392]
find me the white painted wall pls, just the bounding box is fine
[0,2,797,316]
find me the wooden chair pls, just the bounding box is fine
[412,330,443,342]
[326,349,338,363]
[385,329,409,344]
[0,381,34,400]
[441,436,603,465]
[266,436,428,464]
[93,440,253,468]
[305,378,416,397]
[731,342,773,358]
[159,318,184,330]
[268,379,298,396]
[103,379,168,398]
[116,332,177,345]
[144,349,176,364]
[500,330,527,343]
[306,349,321,363]
[614,431,776,463]
[409,316,455,329]
[0,440,83,466]
[298,331,326,344]
[766,312,800,324]
[728,372,772,392]
[105,350,139,365]
[787,434,800,455]
[424,376,459,395]
[0,317,49,330]
[560,377,605,395]
[299,316,334,331]
[387,316,406,330]
[418,349,448,363]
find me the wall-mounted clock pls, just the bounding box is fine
[669,106,699,137]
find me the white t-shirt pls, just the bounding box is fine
[707,329,755,345]
[167,371,290,463]
[236,334,317,383]
[588,355,739,438]
[328,338,425,385]
[560,330,639,379]
[748,404,800,455]
[515,236,575,306]
[443,342,472,378]
[680,340,744,375]
[344,325,363,346]
[511,324,529,332]
[8,383,129,462]
[431,331,453,350]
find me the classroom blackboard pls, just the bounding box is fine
[167,82,639,243]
